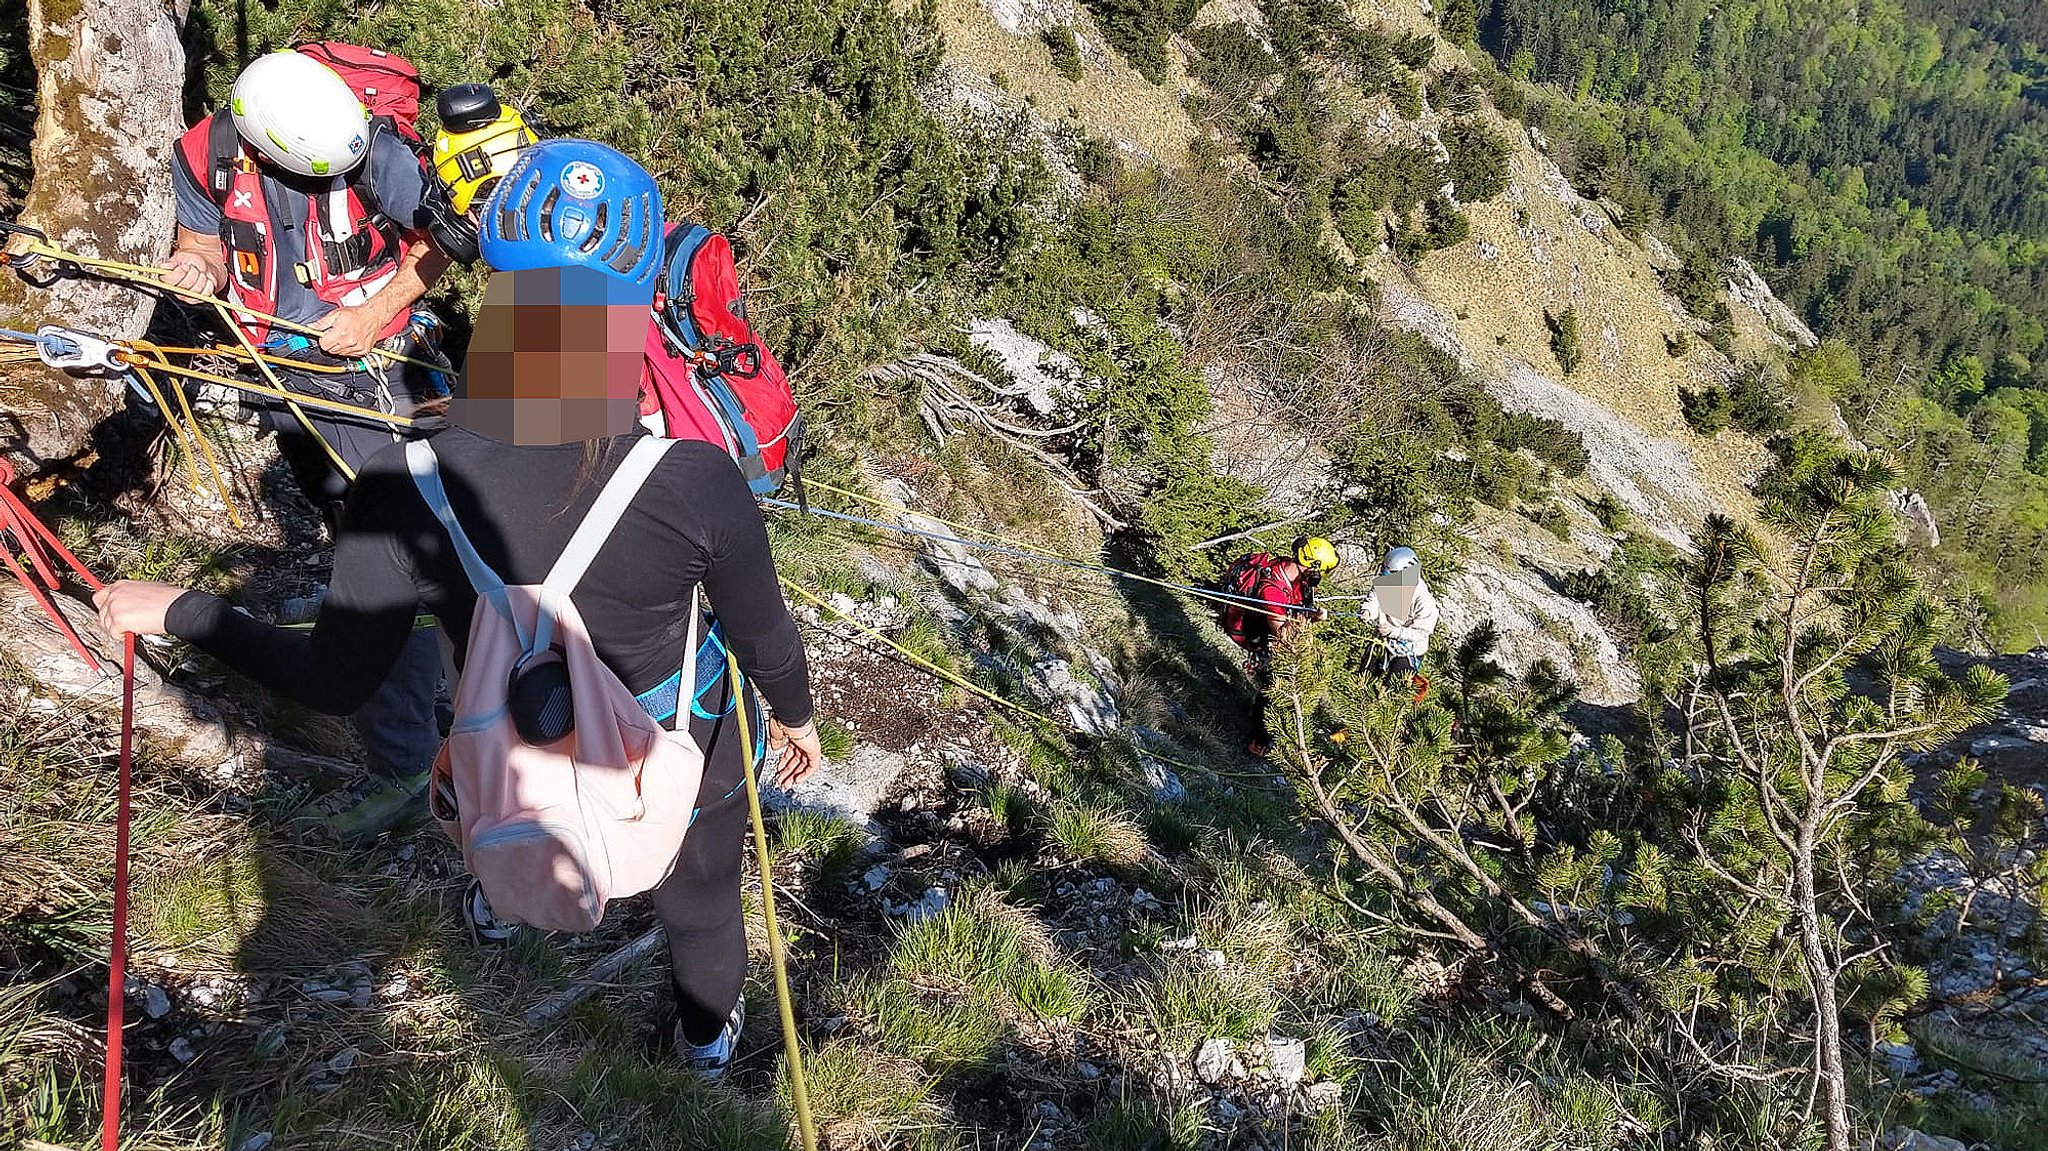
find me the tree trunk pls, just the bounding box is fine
[0,0,187,471]
[1793,833,1853,1151]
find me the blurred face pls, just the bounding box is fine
[453,266,647,444]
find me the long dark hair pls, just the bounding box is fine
[412,395,623,516]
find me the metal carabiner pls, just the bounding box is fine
[0,220,57,285]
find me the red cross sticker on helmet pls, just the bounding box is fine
[560,160,605,199]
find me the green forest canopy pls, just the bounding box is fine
[1478,0,2048,647]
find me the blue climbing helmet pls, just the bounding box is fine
[479,138,664,300]
[1382,546,1420,574]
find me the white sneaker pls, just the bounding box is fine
[465,879,515,943]
[675,996,745,1081]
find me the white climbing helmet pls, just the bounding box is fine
[230,50,370,178]
[1382,546,1420,574]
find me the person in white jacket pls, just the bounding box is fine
[1361,546,1440,678]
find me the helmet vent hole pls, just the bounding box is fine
[605,195,646,276]
[597,198,632,264]
[500,169,541,240]
[581,200,610,255]
[538,186,559,242]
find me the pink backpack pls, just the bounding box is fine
[407,437,706,932]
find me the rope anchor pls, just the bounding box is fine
[0,322,130,376]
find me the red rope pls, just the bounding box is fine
[0,458,105,671]
[0,460,129,1146]
[103,635,134,1151]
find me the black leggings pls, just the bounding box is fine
[651,661,760,1045]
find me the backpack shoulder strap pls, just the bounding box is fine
[406,440,527,648]
[205,107,240,210]
[544,436,677,597]
[531,435,677,658]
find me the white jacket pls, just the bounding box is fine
[1362,577,1441,658]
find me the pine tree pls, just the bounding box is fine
[1672,443,2005,1150]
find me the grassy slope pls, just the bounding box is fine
[5,7,2042,1151]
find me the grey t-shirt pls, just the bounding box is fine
[174,126,430,329]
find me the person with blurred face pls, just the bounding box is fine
[101,140,824,1080]
[1361,546,1440,680]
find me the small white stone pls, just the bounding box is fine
[326,1047,358,1075]
[1194,1037,1237,1084]
[1266,1035,1308,1085]
[236,1133,273,1151]
[169,1035,197,1063]
[1303,1080,1344,1111]
[141,985,172,1019]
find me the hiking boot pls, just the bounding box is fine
[465,879,516,944]
[675,996,745,1082]
[1245,736,1272,758]
[305,768,431,843]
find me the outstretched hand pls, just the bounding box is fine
[767,715,825,789]
[93,580,188,638]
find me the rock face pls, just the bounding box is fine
[1440,553,1640,706]
[1492,358,1711,548]
[968,318,1085,419]
[1893,489,1941,548]
[979,0,1079,36]
[1,0,188,469]
[1725,258,1819,350]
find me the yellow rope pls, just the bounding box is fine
[17,239,445,372]
[779,576,1064,728]
[142,344,364,375]
[125,363,209,493]
[781,575,1218,778]
[798,479,1273,613]
[207,299,358,483]
[118,349,418,428]
[128,360,243,529]
[803,478,1072,561]
[725,651,817,1151]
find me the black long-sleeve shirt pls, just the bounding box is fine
[165,426,814,726]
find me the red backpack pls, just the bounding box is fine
[639,223,804,498]
[176,43,425,341]
[1216,552,1295,644]
[292,42,424,145]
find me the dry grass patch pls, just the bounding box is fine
[930,0,1199,164]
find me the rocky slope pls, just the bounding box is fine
[916,0,1828,705]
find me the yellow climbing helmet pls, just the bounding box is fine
[432,84,538,215]
[1294,535,1339,574]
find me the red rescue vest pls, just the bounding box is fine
[173,110,411,343]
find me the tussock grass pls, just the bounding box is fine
[1135,958,1279,1044]
[888,888,1092,1022]
[857,978,1008,1072]
[133,844,266,963]
[559,1041,787,1150]
[765,512,874,600]
[1041,800,1148,866]
[798,1040,946,1148]
[814,717,858,762]
[1352,1026,1648,1151]
[773,807,866,887]
[1908,1025,2048,1151]
[1084,1092,1205,1151]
